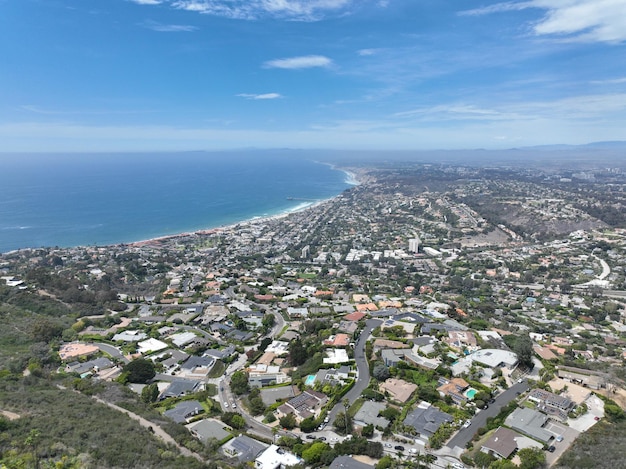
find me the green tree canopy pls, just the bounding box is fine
[122,358,155,384]
[230,371,249,395]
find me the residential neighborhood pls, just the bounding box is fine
[1,161,625,469]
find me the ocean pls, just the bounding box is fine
[0,151,355,253]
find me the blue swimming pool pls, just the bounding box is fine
[305,375,316,386]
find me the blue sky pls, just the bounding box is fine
[1,0,625,151]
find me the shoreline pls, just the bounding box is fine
[0,161,366,255]
[128,167,365,248]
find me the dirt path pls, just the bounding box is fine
[90,396,205,463]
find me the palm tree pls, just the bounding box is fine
[343,398,350,435]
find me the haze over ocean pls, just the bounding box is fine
[0,152,354,253]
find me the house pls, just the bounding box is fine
[159,378,202,400]
[178,355,215,379]
[222,435,268,463]
[277,390,328,422]
[255,444,302,469]
[379,378,418,403]
[137,338,168,355]
[328,456,375,469]
[353,401,390,429]
[527,389,574,421]
[437,377,470,404]
[248,365,291,388]
[445,331,477,350]
[112,330,148,342]
[323,334,350,347]
[65,357,114,376]
[403,401,453,439]
[504,408,553,443]
[471,349,518,368]
[170,331,198,347]
[481,427,522,459]
[163,400,204,423]
[187,418,230,443]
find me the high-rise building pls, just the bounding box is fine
[408,237,420,253]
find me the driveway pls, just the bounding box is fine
[327,318,382,424]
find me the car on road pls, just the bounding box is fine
[306,435,316,440]
[462,420,471,428]
[594,416,601,421]
[488,398,496,404]
[318,437,327,441]
[394,445,405,451]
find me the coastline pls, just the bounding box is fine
[128,167,366,249]
[0,157,362,254]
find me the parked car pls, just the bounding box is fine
[547,446,556,453]
[556,435,564,442]
[318,437,327,441]
[462,420,471,428]
[394,445,405,451]
[306,435,316,440]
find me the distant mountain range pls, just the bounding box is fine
[515,141,626,151]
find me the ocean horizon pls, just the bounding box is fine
[0,151,355,253]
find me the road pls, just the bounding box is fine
[94,342,129,363]
[446,380,529,451]
[327,318,382,423]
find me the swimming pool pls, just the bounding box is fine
[305,375,316,386]
[465,388,477,400]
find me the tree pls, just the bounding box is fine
[361,424,374,438]
[513,334,534,369]
[288,338,307,366]
[122,358,155,383]
[372,362,391,381]
[279,414,297,430]
[141,383,159,403]
[299,417,317,433]
[230,370,249,395]
[248,396,266,416]
[302,442,327,464]
[518,447,546,469]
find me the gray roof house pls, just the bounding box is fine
[163,400,204,423]
[353,401,390,429]
[504,408,553,443]
[222,435,268,463]
[403,402,453,439]
[186,419,230,443]
[329,456,375,469]
[159,378,201,400]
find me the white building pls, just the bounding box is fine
[255,445,301,469]
[409,237,421,253]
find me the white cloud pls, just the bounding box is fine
[357,48,380,56]
[237,93,283,100]
[591,77,626,85]
[141,20,197,32]
[264,55,332,69]
[170,0,356,21]
[129,0,163,5]
[460,0,626,43]
[393,93,626,124]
